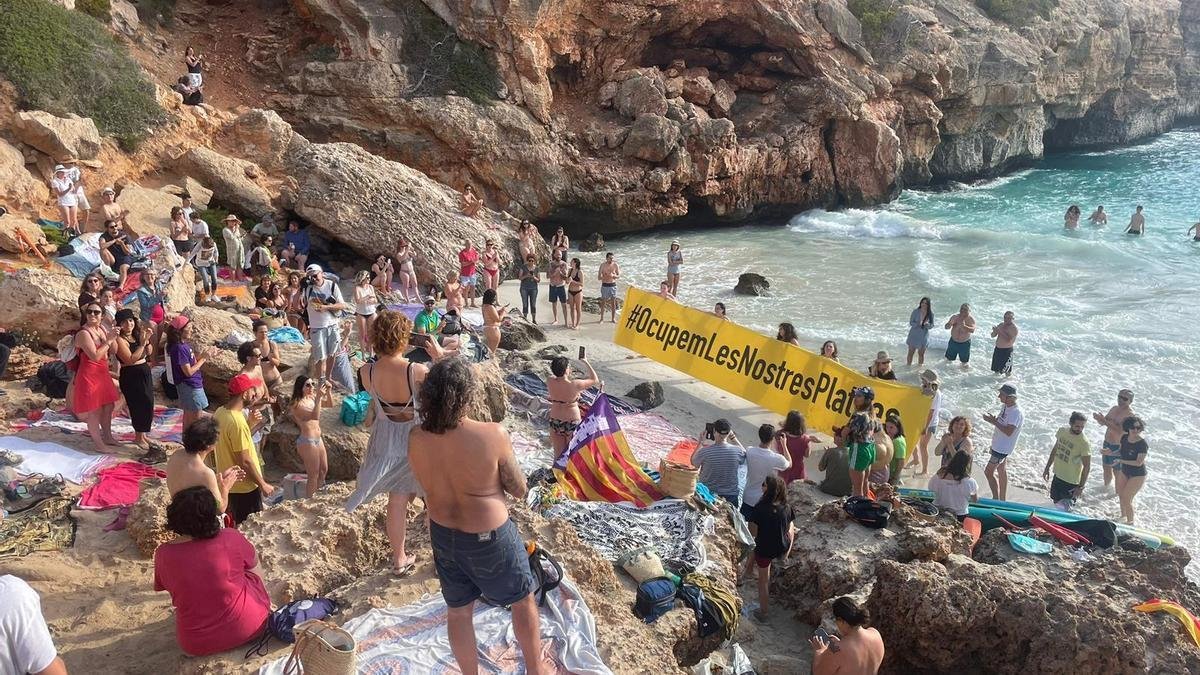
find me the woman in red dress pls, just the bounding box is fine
[74,302,121,452]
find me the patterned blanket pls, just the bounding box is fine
[541,498,714,574]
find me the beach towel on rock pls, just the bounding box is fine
[258,579,610,675]
[267,326,306,344]
[0,437,113,484]
[78,462,166,510]
[542,498,712,573]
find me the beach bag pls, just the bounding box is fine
[340,391,370,426]
[245,597,339,657]
[658,460,699,499]
[1060,519,1118,549]
[37,361,71,399]
[634,576,678,623]
[844,496,890,529]
[618,547,667,584]
[281,620,356,675]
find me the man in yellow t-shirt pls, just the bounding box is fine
[214,373,274,524]
[1042,412,1091,510]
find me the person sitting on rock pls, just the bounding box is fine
[99,220,133,290]
[280,220,309,271]
[690,418,747,507]
[153,486,271,656]
[166,416,241,512]
[171,75,204,106]
[811,597,884,675]
[460,184,483,218]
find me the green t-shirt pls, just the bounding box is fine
[414,309,440,335]
[1052,427,1090,484]
[892,435,908,460]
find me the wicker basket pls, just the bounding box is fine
[658,460,699,499]
[283,619,356,675]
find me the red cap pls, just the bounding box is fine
[170,314,190,331]
[228,373,260,396]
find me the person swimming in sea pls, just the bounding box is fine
[1064,205,1080,230]
[1125,206,1145,235]
[1186,221,1200,241]
[1087,205,1107,226]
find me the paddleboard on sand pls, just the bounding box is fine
[898,488,1170,548]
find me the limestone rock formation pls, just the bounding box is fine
[0,267,88,348]
[0,139,45,213]
[497,319,546,351]
[734,272,770,296]
[127,481,172,558]
[626,381,665,410]
[265,0,1200,233]
[11,111,102,161]
[116,184,181,240]
[267,405,369,482]
[176,147,274,219]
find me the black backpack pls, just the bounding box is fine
[844,496,891,529]
[481,541,563,609]
[634,576,678,624]
[37,361,70,399]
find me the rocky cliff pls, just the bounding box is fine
[263,0,1200,234]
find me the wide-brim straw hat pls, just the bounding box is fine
[874,351,892,363]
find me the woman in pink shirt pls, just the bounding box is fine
[153,486,271,656]
[779,410,816,483]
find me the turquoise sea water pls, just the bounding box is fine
[599,128,1200,573]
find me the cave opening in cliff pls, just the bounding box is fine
[643,19,795,81]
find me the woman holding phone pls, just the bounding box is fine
[546,355,600,458]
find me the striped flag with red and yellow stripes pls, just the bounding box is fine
[553,394,663,507]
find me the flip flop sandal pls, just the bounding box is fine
[138,445,168,465]
[391,558,417,577]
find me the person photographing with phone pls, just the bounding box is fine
[811,596,884,674]
[303,264,351,382]
[690,418,747,508]
[546,353,600,460]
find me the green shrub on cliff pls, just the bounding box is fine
[848,0,897,43]
[77,0,111,22]
[400,3,500,104]
[0,0,166,150]
[976,0,1057,24]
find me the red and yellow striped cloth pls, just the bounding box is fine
[553,394,662,507]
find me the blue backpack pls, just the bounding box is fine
[245,597,338,657]
[633,576,678,623]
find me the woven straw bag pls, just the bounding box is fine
[658,460,698,499]
[282,619,356,675]
[617,547,667,583]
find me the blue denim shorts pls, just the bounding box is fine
[176,382,208,412]
[430,519,534,608]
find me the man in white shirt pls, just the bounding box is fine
[303,264,351,383]
[982,383,1024,500]
[741,424,791,519]
[0,575,68,674]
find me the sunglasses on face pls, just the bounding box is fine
[86,309,102,315]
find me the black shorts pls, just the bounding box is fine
[945,339,970,363]
[1049,475,1079,504]
[227,488,262,525]
[430,519,535,608]
[173,238,194,254]
[548,285,567,304]
[991,347,1013,374]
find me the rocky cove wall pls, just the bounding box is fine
[269,0,1200,234]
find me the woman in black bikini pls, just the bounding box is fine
[567,257,584,329]
[1116,415,1148,525]
[546,356,600,459]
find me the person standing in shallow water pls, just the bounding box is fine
[1116,415,1149,525]
[944,303,975,368]
[1125,205,1146,235]
[905,297,934,366]
[982,384,1023,500]
[407,358,545,675]
[666,240,683,297]
[1064,205,1081,229]
[990,311,1019,375]
[1093,389,1135,491]
[598,252,621,323]
[1088,205,1107,226]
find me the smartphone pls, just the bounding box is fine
[813,627,840,652]
[704,422,715,440]
[578,346,586,360]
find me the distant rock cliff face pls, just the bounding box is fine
[275,0,1200,233]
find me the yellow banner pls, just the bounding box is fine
[614,287,932,449]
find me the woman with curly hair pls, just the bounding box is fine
[153,486,270,656]
[345,310,428,576]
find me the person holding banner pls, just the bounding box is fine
[906,297,935,366]
[547,356,601,458]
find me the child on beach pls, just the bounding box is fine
[743,474,794,622]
